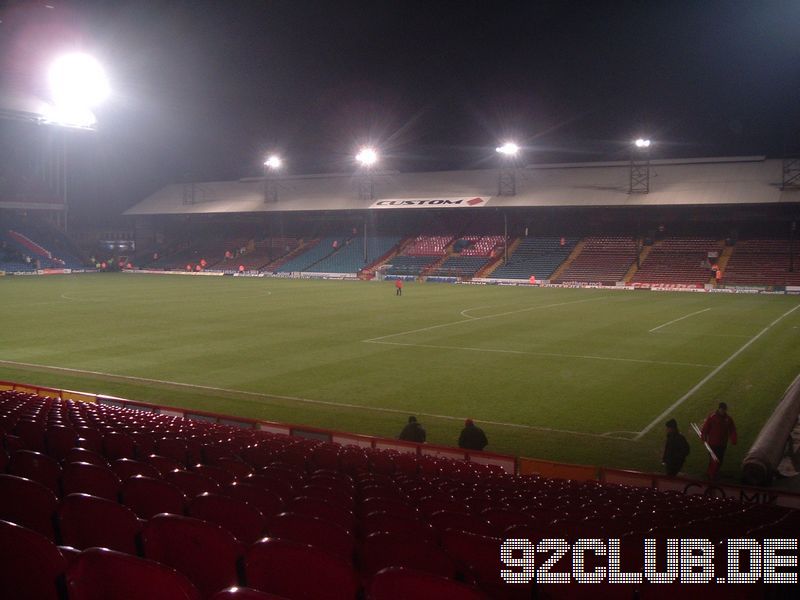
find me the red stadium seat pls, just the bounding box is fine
[188,493,266,544]
[146,453,183,475]
[288,496,355,532]
[367,567,488,600]
[66,547,201,600]
[121,475,186,519]
[428,510,495,537]
[8,449,62,494]
[165,469,222,497]
[246,472,295,500]
[212,457,254,479]
[0,473,58,539]
[360,511,438,543]
[112,457,161,479]
[246,538,359,600]
[130,432,157,457]
[103,431,137,460]
[267,512,355,561]
[0,447,7,470]
[0,519,67,600]
[14,419,46,452]
[45,426,78,460]
[64,447,110,467]
[61,461,122,501]
[58,493,141,554]
[74,427,103,453]
[192,463,236,486]
[359,532,458,579]
[227,482,284,517]
[210,587,289,600]
[142,514,244,599]
[157,437,189,466]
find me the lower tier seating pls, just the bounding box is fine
[490,237,577,280]
[723,239,800,286]
[554,236,638,284]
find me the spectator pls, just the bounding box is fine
[700,402,737,480]
[458,419,488,451]
[395,278,403,296]
[398,416,426,443]
[662,419,689,476]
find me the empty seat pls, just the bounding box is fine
[66,547,201,600]
[64,447,110,467]
[211,588,288,600]
[142,514,244,599]
[61,461,122,501]
[146,453,183,475]
[0,473,58,539]
[288,496,355,532]
[428,510,495,537]
[367,567,487,600]
[192,464,236,486]
[246,538,359,600]
[14,419,46,452]
[103,432,137,460]
[74,427,103,453]
[157,438,189,465]
[166,469,222,497]
[58,493,141,554]
[0,519,67,600]
[8,449,62,494]
[112,457,161,480]
[121,475,186,519]
[360,532,457,579]
[45,426,78,460]
[188,493,266,544]
[267,512,355,561]
[360,512,437,543]
[227,482,284,517]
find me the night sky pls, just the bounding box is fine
[1,0,800,217]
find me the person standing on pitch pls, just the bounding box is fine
[398,416,426,443]
[700,402,737,480]
[395,278,403,296]
[662,419,690,476]
[458,419,488,451]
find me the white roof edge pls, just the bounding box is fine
[525,155,768,170]
[237,169,402,183]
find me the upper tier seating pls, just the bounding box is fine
[1,389,797,599]
[490,237,577,280]
[632,238,722,286]
[309,236,402,274]
[723,239,800,286]
[274,237,342,273]
[554,236,638,283]
[403,235,453,256]
[456,235,505,257]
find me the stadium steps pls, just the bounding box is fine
[623,242,649,283]
[548,238,586,281]
[715,244,734,282]
[476,237,518,278]
[361,237,412,275]
[418,238,459,277]
[263,239,318,271]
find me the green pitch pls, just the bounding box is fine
[1,273,798,480]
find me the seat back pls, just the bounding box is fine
[246,538,358,600]
[58,493,141,554]
[188,493,266,544]
[360,532,457,579]
[66,547,201,600]
[0,519,66,600]
[142,514,244,598]
[121,475,186,519]
[367,567,487,600]
[8,449,62,494]
[62,461,122,501]
[0,473,58,539]
[226,482,284,518]
[267,512,354,561]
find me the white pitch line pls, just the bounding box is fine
[460,306,491,319]
[365,339,716,368]
[648,307,711,333]
[0,358,632,441]
[364,295,611,343]
[635,303,800,440]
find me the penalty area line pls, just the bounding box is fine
[635,303,800,440]
[648,307,711,333]
[0,358,632,441]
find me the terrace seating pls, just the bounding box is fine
[456,235,505,257]
[722,239,800,287]
[490,237,578,280]
[0,388,796,599]
[310,236,402,274]
[554,236,638,284]
[275,237,342,273]
[632,238,721,286]
[384,255,438,276]
[431,255,491,278]
[403,235,453,256]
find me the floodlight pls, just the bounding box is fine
[356,147,378,167]
[264,155,282,170]
[48,53,110,109]
[495,142,520,157]
[41,102,97,129]
[634,138,651,148]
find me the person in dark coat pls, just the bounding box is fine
[662,418,690,476]
[398,416,426,443]
[458,419,488,451]
[700,401,737,480]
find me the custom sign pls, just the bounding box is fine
[369,196,490,209]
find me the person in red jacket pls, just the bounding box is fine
[700,401,737,480]
[395,278,403,296]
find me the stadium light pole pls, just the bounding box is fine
[356,147,379,262]
[629,138,651,194]
[496,142,520,264]
[263,154,282,203]
[44,53,110,232]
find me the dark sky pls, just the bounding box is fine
[2,0,800,216]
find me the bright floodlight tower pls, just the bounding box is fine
[355,146,378,201]
[629,138,652,194]
[496,141,519,196]
[263,154,282,203]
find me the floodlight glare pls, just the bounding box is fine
[356,147,378,167]
[41,102,97,129]
[634,138,651,148]
[48,53,110,109]
[495,142,520,157]
[264,155,282,170]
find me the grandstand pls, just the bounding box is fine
[1,387,797,599]
[631,238,723,287]
[553,236,639,284]
[489,237,577,281]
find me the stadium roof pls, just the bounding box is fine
[124,156,799,216]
